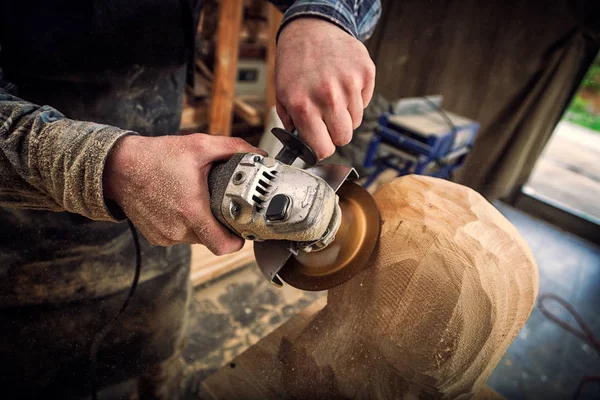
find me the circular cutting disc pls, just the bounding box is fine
[278,181,381,291]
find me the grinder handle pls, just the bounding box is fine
[272,128,318,166]
[207,153,246,233]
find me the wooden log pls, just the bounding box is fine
[200,175,539,399]
[209,0,243,136]
[200,295,505,400]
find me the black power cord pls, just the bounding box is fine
[89,219,142,400]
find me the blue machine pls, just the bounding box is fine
[363,98,479,187]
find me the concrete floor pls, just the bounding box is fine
[526,121,600,221]
[181,202,600,399]
[487,203,600,400]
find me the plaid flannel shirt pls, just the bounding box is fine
[271,0,381,41]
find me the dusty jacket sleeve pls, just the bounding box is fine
[0,72,133,222]
[268,0,382,41]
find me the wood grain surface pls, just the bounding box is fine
[200,175,539,399]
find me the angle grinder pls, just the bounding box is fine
[208,128,380,291]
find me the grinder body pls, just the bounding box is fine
[208,153,342,250]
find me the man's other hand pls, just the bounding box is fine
[275,18,376,160]
[103,134,263,254]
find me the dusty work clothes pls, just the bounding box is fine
[0,0,381,398]
[0,0,201,397]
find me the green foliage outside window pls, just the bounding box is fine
[565,52,600,132]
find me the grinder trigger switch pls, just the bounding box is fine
[266,194,291,222]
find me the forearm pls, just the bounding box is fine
[0,89,133,221]
[268,0,382,41]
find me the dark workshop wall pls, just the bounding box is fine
[367,0,584,122]
[365,0,600,198]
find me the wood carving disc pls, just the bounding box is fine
[278,181,381,291]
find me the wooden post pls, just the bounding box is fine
[209,0,244,136]
[266,4,283,113]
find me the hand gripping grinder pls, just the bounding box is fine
[208,128,380,291]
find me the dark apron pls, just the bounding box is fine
[0,0,202,397]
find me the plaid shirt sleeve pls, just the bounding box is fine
[268,0,382,42]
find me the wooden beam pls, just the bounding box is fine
[266,4,283,113]
[209,0,244,136]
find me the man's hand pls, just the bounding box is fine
[275,18,376,160]
[103,134,263,254]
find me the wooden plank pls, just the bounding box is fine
[199,297,327,399]
[209,0,244,136]
[266,4,283,113]
[190,241,255,287]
